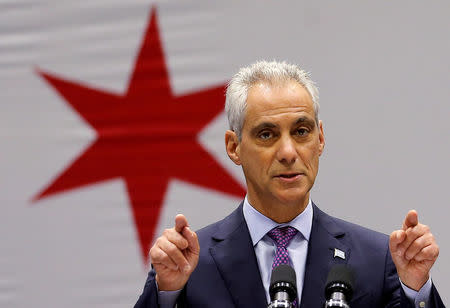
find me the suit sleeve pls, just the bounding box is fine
[134,269,159,308]
[428,283,446,308]
[382,241,445,308]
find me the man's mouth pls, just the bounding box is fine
[275,172,303,179]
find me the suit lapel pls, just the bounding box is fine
[209,204,267,308]
[206,202,351,308]
[300,204,350,308]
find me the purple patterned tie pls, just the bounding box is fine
[267,226,298,307]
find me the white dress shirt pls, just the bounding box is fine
[243,196,312,304]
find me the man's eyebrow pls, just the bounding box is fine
[251,122,277,133]
[294,116,316,126]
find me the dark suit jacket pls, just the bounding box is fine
[135,203,444,307]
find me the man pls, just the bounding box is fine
[135,61,444,307]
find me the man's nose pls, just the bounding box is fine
[276,135,298,165]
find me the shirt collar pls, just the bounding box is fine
[243,195,313,246]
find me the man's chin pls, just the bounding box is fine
[274,190,310,207]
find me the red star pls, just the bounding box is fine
[33,7,245,264]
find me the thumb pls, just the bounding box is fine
[402,210,418,230]
[175,214,189,233]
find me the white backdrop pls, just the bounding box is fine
[1,1,449,306]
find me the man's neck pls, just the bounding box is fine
[246,193,310,223]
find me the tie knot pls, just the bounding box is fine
[267,226,298,248]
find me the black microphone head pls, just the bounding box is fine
[269,264,297,300]
[325,264,355,300]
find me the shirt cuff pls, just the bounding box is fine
[156,281,182,308]
[400,277,432,307]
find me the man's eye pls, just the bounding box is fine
[259,131,272,139]
[296,128,308,136]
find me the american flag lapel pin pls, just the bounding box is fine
[334,248,345,260]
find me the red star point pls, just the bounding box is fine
[33,7,245,264]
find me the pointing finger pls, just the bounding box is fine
[175,214,189,233]
[402,210,418,230]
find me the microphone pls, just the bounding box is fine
[268,264,297,308]
[324,264,355,308]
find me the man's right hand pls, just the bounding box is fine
[149,214,200,291]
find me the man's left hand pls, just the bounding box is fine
[389,210,439,291]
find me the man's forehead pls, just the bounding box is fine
[246,87,314,114]
[247,81,312,107]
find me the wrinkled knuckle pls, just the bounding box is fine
[162,229,172,237]
[180,239,189,249]
[434,244,440,253]
[149,250,155,260]
[192,232,198,240]
[150,248,162,261]
[152,249,164,260]
[435,247,440,258]
[154,237,162,246]
[405,228,413,237]
[166,245,178,255]
[411,241,421,250]
[161,256,172,266]
[149,245,156,255]
[419,235,427,244]
[414,230,423,239]
[411,227,420,236]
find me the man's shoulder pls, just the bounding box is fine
[313,203,389,246]
[195,202,246,244]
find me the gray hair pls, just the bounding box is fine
[225,60,320,139]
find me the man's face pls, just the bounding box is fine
[226,80,324,215]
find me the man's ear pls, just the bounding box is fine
[318,120,325,156]
[225,130,241,165]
